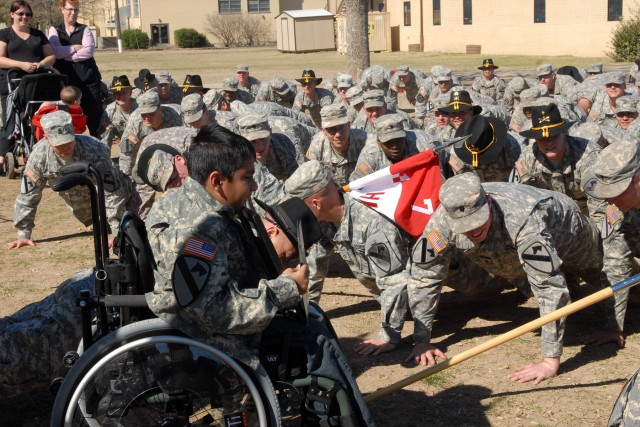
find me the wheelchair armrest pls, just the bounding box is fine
[101,295,149,307]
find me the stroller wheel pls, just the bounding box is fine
[5,152,15,179]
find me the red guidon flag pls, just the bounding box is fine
[344,149,442,239]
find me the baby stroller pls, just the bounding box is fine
[49,162,364,426]
[2,68,68,179]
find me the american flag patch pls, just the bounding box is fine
[127,134,139,145]
[25,167,40,184]
[515,161,527,178]
[427,230,446,253]
[182,237,218,261]
[357,161,374,176]
[449,157,463,173]
[606,205,621,226]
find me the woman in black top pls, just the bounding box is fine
[49,0,103,137]
[0,0,55,171]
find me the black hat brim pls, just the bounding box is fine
[440,104,483,115]
[137,144,180,192]
[295,78,323,85]
[254,198,322,252]
[454,116,507,166]
[478,65,499,70]
[519,120,575,139]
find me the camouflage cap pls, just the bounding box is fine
[375,113,406,143]
[136,90,160,114]
[271,77,290,95]
[440,172,490,233]
[432,98,449,111]
[431,65,445,76]
[616,96,638,115]
[321,104,349,128]
[181,93,205,124]
[436,68,453,82]
[222,77,239,92]
[508,76,527,93]
[336,73,354,89]
[146,150,175,191]
[586,62,603,74]
[585,138,640,199]
[369,68,386,87]
[519,88,540,109]
[569,121,602,145]
[285,160,332,199]
[203,89,222,108]
[605,71,626,85]
[363,89,386,108]
[346,85,364,105]
[536,64,554,77]
[156,71,172,85]
[236,64,249,73]
[41,110,75,146]
[237,112,271,140]
[395,65,410,77]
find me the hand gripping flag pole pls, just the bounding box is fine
[364,273,640,403]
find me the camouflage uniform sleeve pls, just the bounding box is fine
[98,109,111,142]
[387,76,399,104]
[364,220,411,344]
[349,140,377,182]
[496,77,507,100]
[14,151,47,240]
[470,76,481,93]
[305,133,324,161]
[513,146,540,187]
[253,163,287,206]
[407,210,453,344]
[119,118,139,176]
[516,211,570,358]
[256,84,269,102]
[292,92,303,111]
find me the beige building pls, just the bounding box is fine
[389,0,640,56]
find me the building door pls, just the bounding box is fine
[151,24,169,45]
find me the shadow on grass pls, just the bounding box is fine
[35,230,93,244]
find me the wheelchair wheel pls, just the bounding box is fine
[5,152,15,179]
[51,319,273,427]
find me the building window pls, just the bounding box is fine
[463,0,472,25]
[608,0,623,21]
[404,2,411,26]
[219,0,241,13]
[248,0,269,13]
[433,0,441,25]
[133,0,139,18]
[534,0,545,23]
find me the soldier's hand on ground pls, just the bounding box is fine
[283,264,309,294]
[355,339,397,356]
[5,238,36,250]
[509,356,559,385]
[108,237,115,249]
[581,330,625,348]
[405,343,447,366]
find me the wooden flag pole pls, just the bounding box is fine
[364,273,640,404]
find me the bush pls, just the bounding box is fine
[121,29,150,50]
[174,28,208,48]
[609,16,640,61]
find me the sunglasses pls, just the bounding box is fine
[15,11,33,17]
[64,7,80,13]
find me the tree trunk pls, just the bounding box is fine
[345,0,370,81]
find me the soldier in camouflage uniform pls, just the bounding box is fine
[589,72,630,126]
[181,74,209,97]
[99,75,137,151]
[360,65,391,93]
[6,111,133,249]
[255,76,296,108]
[351,89,415,134]
[408,172,602,384]
[333,73,354,108]
[234,64,261,99]
[145,126,374,425]
[268,114,317,161]
[446,114,521,182]
[350,113,439,181]
[471,59,506,102]
[613,96,639,130]
[307,104,367,187]
[156,71,183,105]
[502,76,530,116]
[516,104,602,217]
[424,99,456,142]
[221,77,254,105]
[236,111,301,180]
[292,70,334,128]
[286,161,413,356]
[119,90,183,218]
[345,85,364,122]
[536,64,579,98]
[388,65,419,107]
[582,139,640,348]
[437,89,482,131]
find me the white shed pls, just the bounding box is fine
[275,9,336,53]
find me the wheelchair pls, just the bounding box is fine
[2,68,68,178]
[49,162,363,426]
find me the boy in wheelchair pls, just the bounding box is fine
[144,124,374,426]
